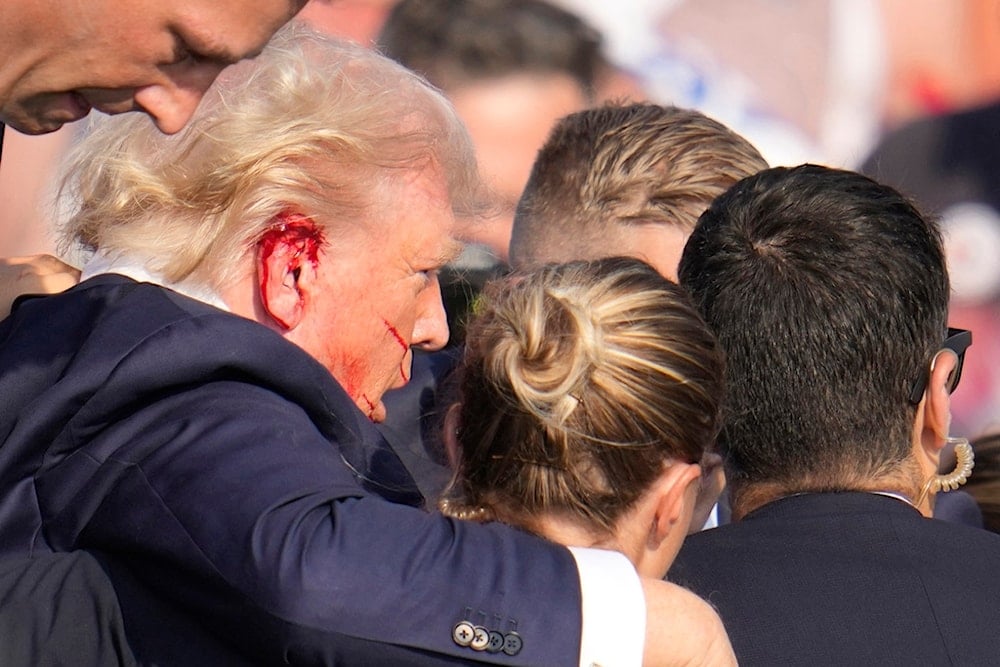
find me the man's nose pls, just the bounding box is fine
[132,66,225,134]
[411,283,451,352]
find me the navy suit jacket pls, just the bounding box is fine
[670,492,1000,666]
[377,348,460,502]
[0,276,583,665]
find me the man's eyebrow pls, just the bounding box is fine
[437,239,465,266]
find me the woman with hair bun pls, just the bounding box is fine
[441,256,734,666]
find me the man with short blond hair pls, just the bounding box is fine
[510,102,768,278]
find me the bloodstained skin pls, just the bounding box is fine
[361,394,376,420]
[257,212,391,422]
[382,318,409,381]
[258,211,326,301]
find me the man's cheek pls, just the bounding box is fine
[382,317,410,382]
[328,351,373,413]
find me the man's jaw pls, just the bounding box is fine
[360,360,413,423]
[358,393,388,423]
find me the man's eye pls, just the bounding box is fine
[417,269,441,288]
[171,47,196,66]
[171,41,210,67]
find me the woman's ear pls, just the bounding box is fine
[630,462,703,578]
[442,402,463,470]
[650,462,703,544]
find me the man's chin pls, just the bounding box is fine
[353,392,388,423]
[3,93,96,135]
[368,400,388,423]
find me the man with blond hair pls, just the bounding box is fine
[509,102,769,278]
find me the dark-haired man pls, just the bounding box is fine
[672,164,1000,665]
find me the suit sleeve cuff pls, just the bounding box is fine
[567,546,645,667]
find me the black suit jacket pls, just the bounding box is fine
[0,275,584,665]
[671,492,1000,666]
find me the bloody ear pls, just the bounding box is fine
[257,212,326,330]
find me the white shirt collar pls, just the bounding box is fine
[80,251,231,312]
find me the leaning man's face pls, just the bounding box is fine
[301,165,459,423]
[0,0,303,134]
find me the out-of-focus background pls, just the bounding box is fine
[2,0,999,438]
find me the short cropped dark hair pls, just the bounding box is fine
[678,164,949,494]
[377,0,603,95]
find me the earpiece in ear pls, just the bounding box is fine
[914,436,975,506]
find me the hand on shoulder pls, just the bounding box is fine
[0,254,80,317]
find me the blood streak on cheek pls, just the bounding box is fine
[258,212,327,297]
[382,318,409,381]
[382,318,407,350]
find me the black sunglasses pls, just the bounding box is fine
[907,327,972,404]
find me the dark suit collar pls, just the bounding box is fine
[42,274,425,507]
[744,491,924,523]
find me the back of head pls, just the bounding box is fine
[510,102,768,271]
[678,164,949,502]
[441,256,723,535]
[377,0,603,95]
[58,22,482,290]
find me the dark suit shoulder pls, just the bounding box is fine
[671,493,1000,666]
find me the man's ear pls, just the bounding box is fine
[688,452,725,535]
[915,349,959,467]
[649,462,703,545]
[256,213,326,330]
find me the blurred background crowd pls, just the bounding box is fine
[2,0,999,439]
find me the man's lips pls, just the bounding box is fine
[71,91,141,118]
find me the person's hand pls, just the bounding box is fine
[0,255,81,317]
[688,452,726,534]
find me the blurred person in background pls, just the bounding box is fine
[373,0,640,492]
[966,432,1000,533]
[377,0,642,345]
[862,96,1000,439]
